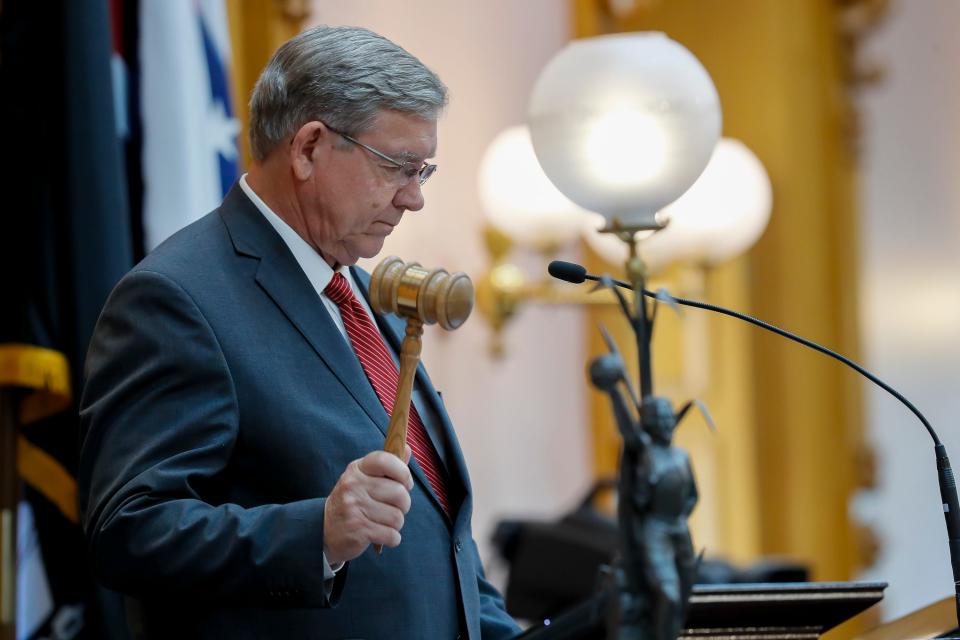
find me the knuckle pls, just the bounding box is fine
[340,472,358,491]
[340,492,359,511]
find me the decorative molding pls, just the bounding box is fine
[836,0,891,157]
[837,0,889,88]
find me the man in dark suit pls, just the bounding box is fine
[78,25,519,639]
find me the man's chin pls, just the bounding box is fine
[349,238,388,264]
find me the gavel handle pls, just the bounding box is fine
[383,317,423,457]
[375,317,423,554]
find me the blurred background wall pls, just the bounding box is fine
[857,0,960,621]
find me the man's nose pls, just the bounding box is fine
[393,178,425,212]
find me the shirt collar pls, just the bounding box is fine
[238,173,348,296]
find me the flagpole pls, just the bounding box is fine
[0,386,17,640]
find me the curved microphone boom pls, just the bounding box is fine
[548,260,960,623]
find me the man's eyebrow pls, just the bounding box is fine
[395,149,434,162]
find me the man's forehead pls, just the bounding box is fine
[387,135,437,162]
[370,110,437,158]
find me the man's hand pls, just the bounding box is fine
[323,446,413,565]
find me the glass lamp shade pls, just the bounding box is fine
[583,138,773,271]
[478,125,590,250]
[528,32,722,230]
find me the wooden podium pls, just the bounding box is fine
[517,582,887,639]
[857,596,959,640]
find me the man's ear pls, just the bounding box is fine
[289,121,326,181]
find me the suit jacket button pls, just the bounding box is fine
[454,538,462,553]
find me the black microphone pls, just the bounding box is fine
[548,259,960,623]
[548,260,592,284]
[550,260,631,288]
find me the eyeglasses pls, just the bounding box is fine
[325,124,437,187]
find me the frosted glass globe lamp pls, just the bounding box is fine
[528,32,722,233]
[478,125,589,251]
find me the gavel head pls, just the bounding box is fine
[369,256,474,330]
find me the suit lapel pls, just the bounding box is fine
[218,185,389,437]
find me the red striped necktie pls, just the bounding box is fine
[324,272,452,520]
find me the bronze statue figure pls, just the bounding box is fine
[590,309,706,639]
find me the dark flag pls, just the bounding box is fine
[1,0,133,636]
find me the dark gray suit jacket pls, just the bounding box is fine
[78,184,519,639]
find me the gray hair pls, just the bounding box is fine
[249,25,448,161]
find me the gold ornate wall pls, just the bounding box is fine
[575,0,875,592]
[225,0,307,168]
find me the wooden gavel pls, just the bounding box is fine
[368,256,473,554]
[368,255,474,464]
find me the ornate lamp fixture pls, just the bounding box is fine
[475,35,775,369]
[528,32,721,233]
[475,101,772,357]
[475,131,772,358]
[474,33,743,357]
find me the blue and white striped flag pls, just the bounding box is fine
[140,0,240,250]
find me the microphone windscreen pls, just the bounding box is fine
[548,260,587,284]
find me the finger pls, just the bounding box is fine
[366,477,413,513]
[367,521,403,549]
[403,444,412,465]
[359,450,414,488]
[362,502,406,531]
